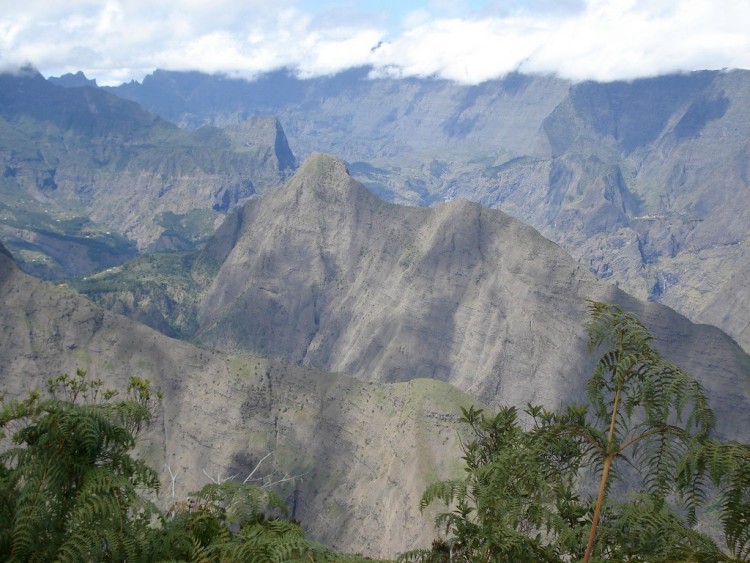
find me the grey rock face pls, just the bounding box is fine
[0,70,296,277]
[196,154,750,440]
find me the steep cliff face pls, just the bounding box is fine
[0,241,474,558]
[0,69,296,278]
[192,154,750,440]
[438,71,750,354]
[532,72,750,322]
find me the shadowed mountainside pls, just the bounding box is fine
[0,68,295,278]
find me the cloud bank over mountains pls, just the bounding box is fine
[1,0,748,85]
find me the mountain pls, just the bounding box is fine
[517,72,750,349]
[105,67,568,174]
[0,67,295,279]
[79,153,750,442]
[48,70,98,88]
[105,68,750,354]
[0,240,475,558]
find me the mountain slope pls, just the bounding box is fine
[0,68,295,278]
[106,67,568,176]
[0,242,472,558]
[106,68,750,353]
[190,154,750,440]
[530,71,750,324]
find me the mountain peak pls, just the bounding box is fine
[196,158,750,443]
[283,152,375,206]
[48,70,98,88]
[297,152,348,178]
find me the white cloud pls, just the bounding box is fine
[299,29,385,77]
[0,0,747,85]
[371,16,548,83]
[519,0,750,80]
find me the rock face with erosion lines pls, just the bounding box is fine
[108,68,750,353]
[192,154,750,440]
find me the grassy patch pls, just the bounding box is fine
[69,251,213,337]
[157,209,219,245]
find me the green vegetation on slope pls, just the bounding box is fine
[157,209,219,246]
[70,250,215,338]
[0,180,136,279]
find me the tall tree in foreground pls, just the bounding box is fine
[404,302,742,562]
[579,302,715,561]
[399,403,591,561]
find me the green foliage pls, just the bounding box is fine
[408,302,750,562]
[400,404,590,562]
[595,493,721,561]
[156,482,283,560]
[0,369,161,562]
[682,439,750,561]
[581,302,717,561]
[71,250,215,338]
[153,480,380,562]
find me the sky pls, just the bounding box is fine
[0,0,748,86]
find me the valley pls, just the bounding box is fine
[0,68,295,278]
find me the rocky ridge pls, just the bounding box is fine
[90,153,750,439]
[0,68,296,278]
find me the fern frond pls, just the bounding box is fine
[419,480,468,512]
